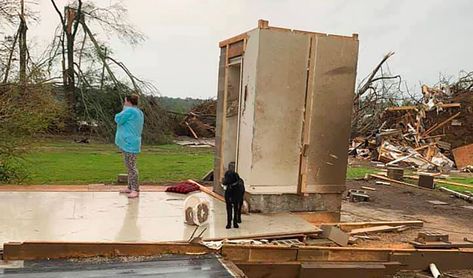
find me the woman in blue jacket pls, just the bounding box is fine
[115,94,144,198]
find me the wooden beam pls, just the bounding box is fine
[222,244,473,271]
[297,34,316,194]
[369,174,422,189]
[422,112,461,137]
[385,103,461,112]
[219,32,249,48]
[3,242,215,260]
[320,220,423,232]
[349,225,401,235]
[188,179,225,202]
[405,175,473,190]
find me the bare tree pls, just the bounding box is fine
[0,0,38,84]
[0,0,19,26]
[351,52,419,136]
[49,0,144,115]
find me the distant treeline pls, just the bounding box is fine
[158,96,209,114]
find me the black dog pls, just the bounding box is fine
[222,170,245,229]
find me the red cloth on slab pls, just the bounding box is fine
[165,181,199,194]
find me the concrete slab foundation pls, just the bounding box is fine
[0,191,317,246]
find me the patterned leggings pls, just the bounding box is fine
[124,152,139,191]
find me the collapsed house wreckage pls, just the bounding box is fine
[351,80,473,173]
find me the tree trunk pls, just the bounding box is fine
[64,6,76,117]
[66,33,75,107]
[18,0,27,84]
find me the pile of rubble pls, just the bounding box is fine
[178,99,216,139]
[350,82,473,172]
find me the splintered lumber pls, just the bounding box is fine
[376,181,391,186]
[349,225,400,235]
[422,112,461,137]
[439,187,473,203]
[185,121,199,139]
[386,154,415,166]
[405,175,473,190]
[369,174,420,189]
[385,103,460,112]
[320,221,423,232]
[435,180,473,190]
[414,144,433,152]
[361,186,376,191]
[187,179,225,202]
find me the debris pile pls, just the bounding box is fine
[351,74,473,172]
[178,99,216,139]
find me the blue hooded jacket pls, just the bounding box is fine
[114,106,144,154]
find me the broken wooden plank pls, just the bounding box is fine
[353,235,381,241]
[439,187,473,203]
[3,242,216,260]
[422,112,461,137]
[386,154,415,166]
[385,103,461,112]
[349,225,400,235]
[375,181,391,186]
[320,221,423,232]
[361,186,376,191]
[369,174,421,189]
[187,179,225,202]
[428,200,448,205]
[184,121,199,139]
[405,175,473,190]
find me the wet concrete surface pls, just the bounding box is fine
[0,191,315,245]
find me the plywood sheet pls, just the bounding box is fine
[452,143,473,169]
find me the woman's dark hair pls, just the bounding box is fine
[125,94,139,106]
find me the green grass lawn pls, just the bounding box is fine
[6,140,473,190]
[19,141,213,185]
[345,166,377,180]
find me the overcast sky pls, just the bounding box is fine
[25,0,473,98]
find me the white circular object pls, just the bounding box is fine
[184,195,209,226]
